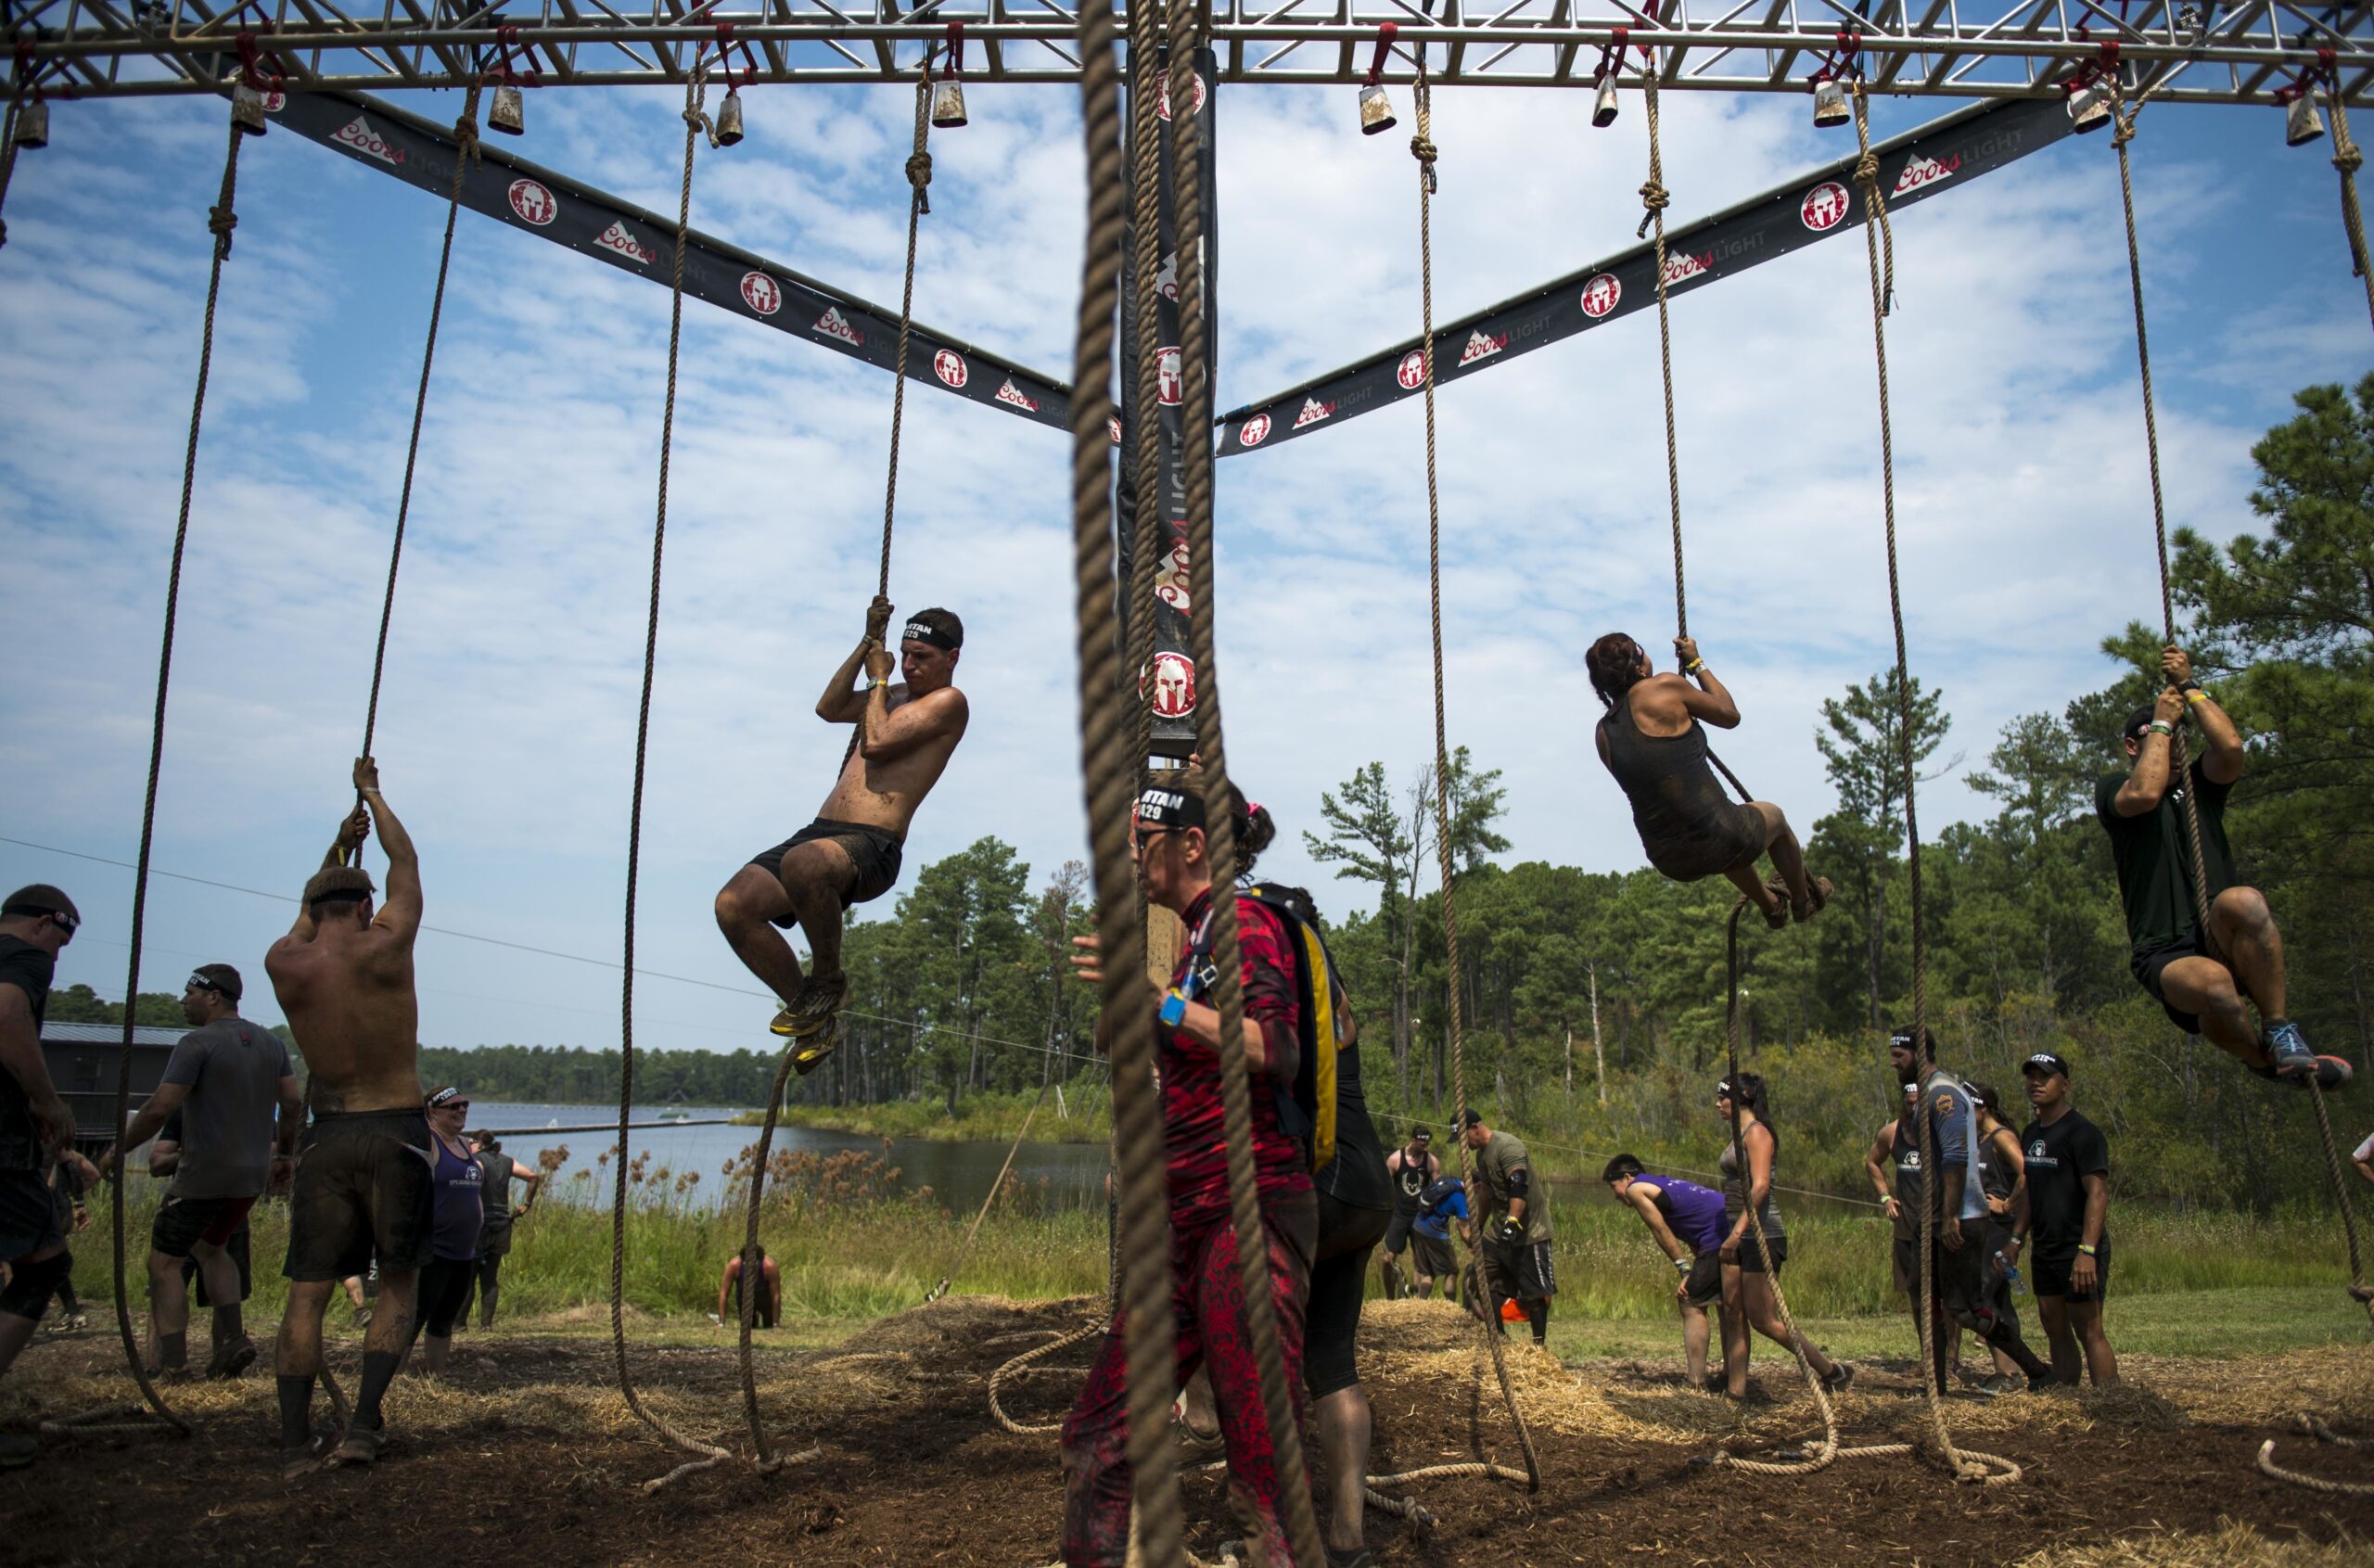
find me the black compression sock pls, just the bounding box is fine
[278,1374,316,1449]
[1525,1301,1550,1344]
[214,1303,244,1345]
[157,1331,187,1370]
[353,1350,401,1432]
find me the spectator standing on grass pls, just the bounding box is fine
[2010,1052,2119,1388]
[461,1129,541,1331]
[1378,1126,1437,1299]
[100,964,300,1383]
[408,1088,483,1376]
[1603,1154,1727,1389]
[0,887,88,1472]
[1458,1109,1555,1347]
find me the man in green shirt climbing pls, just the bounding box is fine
[1458,1109,1555,1346]
[2095,644,2348,1090]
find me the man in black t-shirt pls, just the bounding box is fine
[2009,1052,2119,1388]
[0,885,83,1469]
[2095,645,2347,1090]
[1379,1126,1438,1298]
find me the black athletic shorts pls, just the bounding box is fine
[1682,1250,1723,1307]
[1381,1210,1415,1256]
[284,1108,435,1282]
[2033,1237,2112,1303]
[749,818,905,924]
[2131,934,2205,1034]
[1484,1236,1557,1301]
[1645,800,1767,883]
[0,1168,62,1266]
[151,1193,257,1258]
[1894,1230,1997,1327]
[1308,1194,1390,1398]
[1410,1230,1457,1282]
[1731,1233,1788,1275]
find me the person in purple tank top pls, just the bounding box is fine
[410,1087,482,1376]
[1604,1154,1730,1387]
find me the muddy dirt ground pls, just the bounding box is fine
[6,1297,2371,1566]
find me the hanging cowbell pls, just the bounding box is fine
[229,81,269,136]
[489,82,526,135]
[11,96,48,149]
[2286,92,2326,148]
[1811,76,1850,128]
[1359,82,1396,135]
[2067,79,2112,133]
[1591,74,1619,129]
[930,76,968,130]
[714,86,746,147]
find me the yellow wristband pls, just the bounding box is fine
[1685,658,1706,675]
[2184,689,2207,705]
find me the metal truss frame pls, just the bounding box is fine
[2,0,2367,106]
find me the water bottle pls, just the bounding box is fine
[1992,1249,2027,1295]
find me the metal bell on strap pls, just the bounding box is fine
[1359,81,1396,134]
[930,76,967,129]
[714,85,746,146]
[2067,79,2112,133]
[2286,92,2326,148]
[1811,76,1850,128]
[229,81,269,137]
[12,96,48,149]
[1591,74,1619,129]
[489,82,526,135]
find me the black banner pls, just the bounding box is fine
[266,87,1071,430]
[1117,49,1218,755]
[1215,94,2071,458]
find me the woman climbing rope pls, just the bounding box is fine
[1585,631,1829,928]
[1060,780,1316,1568]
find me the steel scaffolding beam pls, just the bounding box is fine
[2,0,2368,103]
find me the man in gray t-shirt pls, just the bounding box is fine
[102,964,301,1379]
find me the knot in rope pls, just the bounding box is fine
[2338,143,2366,178]
[906,150,933,189]
[1409,134,1436,167]
[1852,149,1881,191]
[1636,177,1668,240]
[207,201,237,257]
[683,106,708,135]
[2112,110,2137,148]
[453,114,481,165]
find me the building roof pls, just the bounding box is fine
[42,1022,187,1049]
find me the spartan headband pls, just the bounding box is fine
[902,619,960,652]
[1136,786,1206,830]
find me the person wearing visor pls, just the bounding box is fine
[101,962,299,1383]
[716,601,970,1075]
[2098,644,2348,1090]
[1585,631,1829,930]
[0,885,83,1469]
[1379,1124,1438,1298]
[264,756,431,1473]
[1061,778,1318,1568]
[2011,1052,2119,1387]
[1710,1074,1852,1398]
[406,1087,483,1377]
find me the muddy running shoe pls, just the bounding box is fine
[281,1441,325,1481]
[1170,1412,1226,1468]
[772,975,848,1042]
[206,1335,258,1380]
[0,1432,35,1470]
[2263,1021,2319,1077]
[1820,1362,1856,1395]
[328,1426,385,1468]
[791,1017,840,1077]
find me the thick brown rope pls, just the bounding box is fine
[2325,82,2374,333]
[608,67,732,1495]
[1125,0,1167,771]
[1167,6,1329,1559]
[989,1318,1105,1434]
[1411,73,1543,1498]
[1067,0,1183,1556]
[926,1074,1051,1303]
[734,1039,800,1471]
[876,76,933,599]
[83,111,252,1447]
[359,86,481,769]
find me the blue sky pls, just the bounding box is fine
[1,69,2367,1058]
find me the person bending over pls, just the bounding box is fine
[714,1244,781,1330]
[1604,1154,1728,1389]
[2010,1052,2119,1388]
[264,759,432,1473]
[463,1129,539,1331]
[2097,644,2346,1088]
[1712,1075,1851,1399]
[1378,1125,1437,1300]
[1063,782,1315,1568]
[1586,632,1827,929]
[715,601,970,1074]
[1407,1174,1466,1305]
[1458,1110,1555,1347]
[0,886,82,1470]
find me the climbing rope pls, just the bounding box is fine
[1165,5,1329,1558]
[875,71,935,599]
[925,1074,1052,1304]
[2325,77,2374,333]
[61,108,255,1447]
[1066,0,1184,1558]
[1124,0,1168,772]
[608,65,734,1495]
[989,1318,1105,1435]
[1407,71,1542,1498]
[2108,79,2372,1319]
[357,84,483,780]
[2258,1413,2374,1497]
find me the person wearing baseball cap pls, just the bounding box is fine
[715,597,968,1075]
[1379,1124,1439,1299]
[0,885,82,1468]
[2098,645,2348,1090]
[2011,1052,2119,1387]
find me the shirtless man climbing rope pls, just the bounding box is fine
[263,758,430,1475]
[715,599,969,1073]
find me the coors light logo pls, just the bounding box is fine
[594,220,656,265]
[1292,398,1334,429]
[1893,152,1961,196]
[1458,329,1508,367]
[812,307,863,346]
[1662,250,1713,286]
[1578,273,1622,319]
[333,115,407,168]
[994,378,1040,414]
[740,272,783,315]
[507,178,558,226]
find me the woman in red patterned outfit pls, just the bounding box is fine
[1061,780,1317,1568]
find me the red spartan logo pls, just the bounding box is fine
[1108,415,1124,445]
[1397,350,1428,389]
[261,90,287,114]
[1155,73,1208,121]
[934,349,969,389]
[507,178,558,226]
[1800,180,1852,232]
[1578,273,1621,319]
[994,378,1040,414]
[1156,347,1182,407]
[740,272,783,315]
[1150,651,1196,718]
[1238,414,1272,448]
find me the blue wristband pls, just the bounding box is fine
[1159,990,1187,1028]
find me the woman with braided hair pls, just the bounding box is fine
[1586,631,1827,929]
